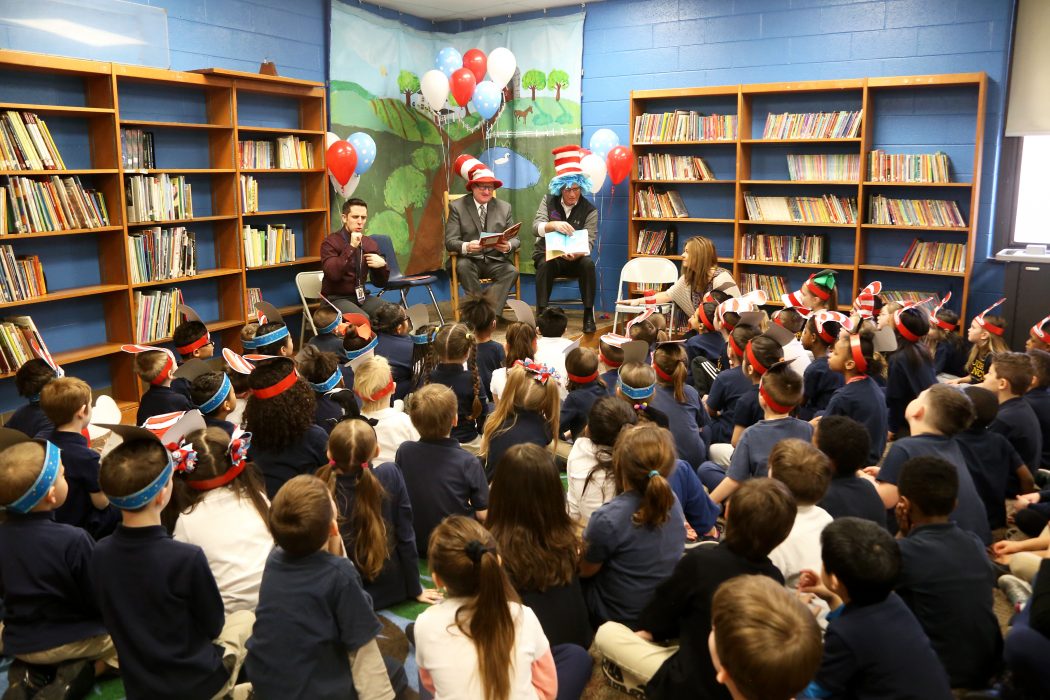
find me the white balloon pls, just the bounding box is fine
[581,153,607,193]
[329,172,361,199]
[487,47,517,89]
[420,69,450,111]
[325,131,340,149]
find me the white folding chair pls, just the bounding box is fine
[612,257,680,334]
[295,271,324,346]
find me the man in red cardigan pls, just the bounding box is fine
[320,198,390,316]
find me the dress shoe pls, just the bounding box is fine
[583,308,596,334]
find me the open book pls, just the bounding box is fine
[479,222,521,248]
[546,229,590,260]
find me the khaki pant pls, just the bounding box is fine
[17,633,118,669]
[594,621,678,688]
[212,609,255,700]
[708,443,733,468]
[1011,552,1045,583]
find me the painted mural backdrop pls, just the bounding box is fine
[329,3,585,274]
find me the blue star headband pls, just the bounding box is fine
[317,315,341,335]
[4,441,61,514]
[618,378,656,401]
[249,324,289,350]
[345,335,378,360]
[308,368,342,393]
[108,460,174,511]
[197,373,232,414]
[411,329,435,345]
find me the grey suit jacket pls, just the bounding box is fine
[444,195,519,262]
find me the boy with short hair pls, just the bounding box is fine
[134,349,194,424]
[172,318,213,362]
[982,351,1043,488]
[306,306,346,357]
[1023,348,1050,469]
[246,474,400,699]
[814,415,886,524]
[458,291,504,404]
[767,439,833,588]
[6,358,56,439]
[40,377,118,538]
[0,434,117,698]
[869,384,991,544]
[798,517,952,699]
[709,575,822,700]
[536,306,572,385]
[189,370,238,437]
[895,456,1002,689]
[395,384,489,555]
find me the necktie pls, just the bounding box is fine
[478,203,487,225]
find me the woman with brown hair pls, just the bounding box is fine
[621,236,739,319]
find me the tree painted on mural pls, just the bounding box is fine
[378,145,443,253]
[398,70,420,108]
[547,69,569,100]
[521,69,546,101]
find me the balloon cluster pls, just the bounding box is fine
[420,46,517,120]
[325,131,377,198]
[581,129,632,193]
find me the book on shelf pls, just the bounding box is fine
[761,111,862,139]
[636,227,677,255]
[120,129,155,170]
[636,153,716,180]
[868,150,951,183]
[3,175,110,233]
[545,229,590,260]
[240,175,259,214]
[126,174,193,223]
[238,136,315,169]
[0,111,66,171]
[636,186,690,218]
[630,282,666,294]
[0,246,47,303]
[128,227,197,283]
[786,154,860,182]
[0,315,54,375]
[134,287,182,343]
[633,111,737,142]
[899,239,966,273]
[742,233,824,264]
[881,290,936,305]
[242,224,296,267]
[740,273,788,299]
[742,193,857,224]
[247,288,263,319]
[867,196,966,228]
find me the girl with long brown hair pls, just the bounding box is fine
[489,320,538,402]
[428,322,484,446]
[650,342,708,469]
[480,363,561,482]
[620,236,739,317]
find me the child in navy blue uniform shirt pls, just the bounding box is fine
[129,347,194,425]
[685,300,725,396]
[598,333,626,393]
[798,518,952,699]
[799,312,845,420]
[870,384,991,544]
[725,329,788,451]
[295,345,347,433]
[172,312,213,401]
[251,301,296,358]
[459,291,504,405]
[0,432,117,696]
[894,456,1002,689]
[1025,348,1050,469]
[372,301,415,401]
[428,322,484,445]
[981,352,1043,490]
[814,416,886,524]
[651,343,708,470]
[6,358,56,439]
[885,306,936,438]
[704,324,760,450]
[90,414,254,700]
[481,363,560,481]
[823,327,888,465]
[560,346,607,439]
[181,361,238,437]
[926,303,967,378]
[397,384,489,556]
[40,377,119,539]
[305,305,347,358]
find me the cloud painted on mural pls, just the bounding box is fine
[480,148,539,190]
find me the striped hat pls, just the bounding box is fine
[548,144,593,196]
[852,281,882,319]
[975,298,1007,336]
[454,154,502,190]
[1031,313,1050,343]
[929,292,956,331]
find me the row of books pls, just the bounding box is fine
[120,129,156,170]
[636,154,716,181]
[3,176,110,234]
[900,239,967,273]
[742,193,858,224]
[739,273,789,299]
[633,111,737,142]
[881,290,935,304]
[786,154,860,182]
[237,136,315,170]
[868,150,952,183]
[0,247,46,303]
[134,287,182,343]
[868,196,966,228]
[247,287,263,319]
[0,111,66,171]
[636,228,677,255]
[635,187,689,219]
[242,224,295,267]
[0,316,52,375]
[240,175,259,214]
[741,234,825,264]
[128,227,197,284]
[761,111,862,140]
[126,174,194,223]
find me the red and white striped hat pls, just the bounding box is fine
[552,145,584,176]
[975,298,1007,336]
[454,154,502,190]
[1031,313,1050,343]
[929,292,956,331]
[852,281,882,319]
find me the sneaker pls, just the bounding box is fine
[33,659,93,700]
[999,574,1033,610]
[601,659,647,699]
[1037,468,1050,489]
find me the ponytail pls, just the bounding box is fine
[612,425,677,529]
[467,337,482,420]
[653,345,688,403]
[636,470,675,529]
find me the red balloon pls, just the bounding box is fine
[606,145,633,185]
[449,68,477,109]
[463,48,487,83]
[326,141,357,186]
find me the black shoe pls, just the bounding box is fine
[3,660,49,700]
[33,659,93,700]
[583,308,596,334]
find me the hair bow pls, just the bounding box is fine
[852,281,882,319]
[810,270,836,289]
[228,432,251,469]
[514,359,557,385]
[168,441,198,474]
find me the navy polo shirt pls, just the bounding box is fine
[307,332,347,359]
[314,391,345,433]
[819,476,886,525]
[89,525,228,700]
[669,458,719,535]
[651,384,707,468]
[731,384,763,430]
[824,376,888,465]
[5,401,53,439]
[885,351,936,435]
[1025,388,1050,468]
[706,366,752,444]
[49,430,119,539]
[560,382,607,439]
[136,384,195,425]
[476,340,505,403]
[484,409,552,481]
[429,363,481,443]
[800,356,844,420]
[955,428,1022,529]
[203,416,235,437]
[685,332,724,366]
[249,423,329,499]
[727,417,814,483]
[600,368,620,395]
[990,396,1043,477]
[878,434,991,544]
[933,339,967,377]
[0,512,106,655]
[395,437,489,556]
[375,333,414,401]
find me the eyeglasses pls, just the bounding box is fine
[564,186,581,193]
[474,185,495,192]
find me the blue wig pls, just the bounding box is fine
[549,172,594,197]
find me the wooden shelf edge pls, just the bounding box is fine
[737,260,854,270]
[1,226,123,239]
[127,215,237,227]
[858,264,966,277]
[862,181,972,188]
[131,268,243,289]
[120,119,231,130]
[123,169,236,175]
[244,256,321,271]
[238,168,324,173]
[0,102,114,115]
[0,284,126,310]
[636,179,734,184]
[241,208,327,217]
[137,318,245,346]
[236,126,324,136]
[861,224,969,232]
[740,220,857,228]
[632,217,734,223]
[0,169,118,176]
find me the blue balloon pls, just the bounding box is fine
[348,132,377,175]
[471,80,502,120]
[435,47,462,79]
[589,128,620,159]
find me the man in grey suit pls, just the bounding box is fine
[444,154,520,317]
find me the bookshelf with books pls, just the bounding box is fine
[629,73,985,321]
[0,50,328,420]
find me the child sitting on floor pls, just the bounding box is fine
[459,291,504,405]
[651,342,708,470]
[1025,348,1050,470]
[767,439,833,589]
[355,356,418,464]
[823,327,889,465]
[429,322,484,446]
[127,346,193,424]
[799,311,846,420]
[955,299,1010,385]
[295,345,348,434]
[885,305,936,439]
[560,346,607,440]
[489,319,538,403]
[536,307,573,386]
[814,415,885,524]
[304,305,345,357]
[982,351,1042,492]
[372,301,415,401]
[481,362,560,481]
[6,358,57,439]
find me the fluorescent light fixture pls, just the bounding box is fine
[8,17,145,47]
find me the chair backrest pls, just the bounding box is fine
[369,234,401,280]
[618,257,680,287]
[295,271,324,335]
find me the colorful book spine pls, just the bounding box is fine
[739,273,788,299]
[240,175,259,214]
[742,233,825,264]
[785,154,860,181]
[134,287,182,343]
[636,153,716,180]
[635,187,690,219]
[242,224,295,267]
[0,315,54,375]
[127,227,198,283]
[633,111,738,142]
[0,246,47,303]
[898,239,966,273]
[125,174,194,223]
[2,175,109,233]
[867,196,966,228]
[867,150,952,183]
[742,193,857,224]
[761,111,862,139]
[120,129,155,170]
[0,112,67,171]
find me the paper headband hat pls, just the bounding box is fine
[506,299,536,328]
[175,304,211,355]
[929,292,956,331]
[626,307,656,333]
[1031,313,1050,342]
[813,310,853,344]
[222,348,299,399]
[974,297,1007,336]
[121,344,176,385]
[893,297,935,342]
[717,290,768,329]
[598,332,630,368]
[0,430,62,514]
[174,358,231,413]
[757,360,797,413]
[316,294,343,335]
[246,301,289,349]
[852,281,882,319]
[454,153,502,190]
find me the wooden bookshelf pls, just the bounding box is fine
[628,73,986,322]
[0,49,329,417]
